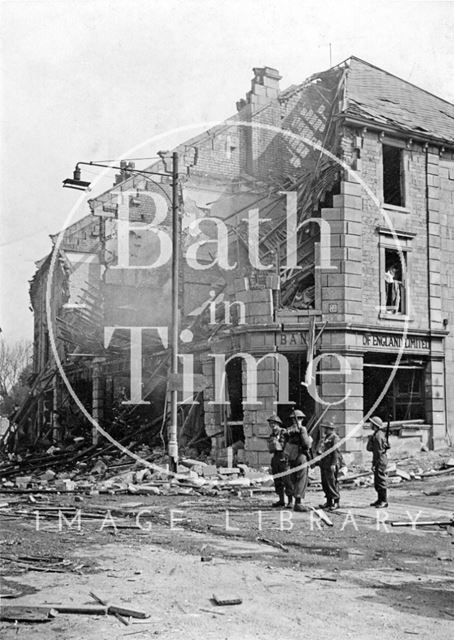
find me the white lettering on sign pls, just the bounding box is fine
[362,334,430,350]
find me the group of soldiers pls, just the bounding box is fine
[267,410,390,512]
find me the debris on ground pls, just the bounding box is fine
[0,593,150,627]
[212,594,242,606]
[1,439,454,507]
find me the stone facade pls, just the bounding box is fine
[29,59,454,465]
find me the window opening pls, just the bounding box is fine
[225,358,244,447]
[384,249,406,314]
[363,355,425,421]
[383,145,404,206]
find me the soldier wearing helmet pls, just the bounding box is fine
[267,414,292,508]
[366,416,390,508]
[284,408,312,512]
[316,420,344,511]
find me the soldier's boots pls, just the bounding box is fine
[370,499,380,507]
[319,500,332,509]
[285,496,294,509]
[329,500,340,511]
[293,498,309,513]
[375,491,388,508]
[373,491,388,508]
[272,491,285,508]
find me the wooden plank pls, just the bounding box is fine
[0,606,53,622]
[54,605,107,615]
[108,605,149,619]
[309,506,333,526]
[212,594,242,606]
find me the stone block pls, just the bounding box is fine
[344,273,362,288]
[253,424,271,437]
[341,181,362,196]
[333,194,362,210]
[202,464,218,478]
[341,261,362,275]
[245,451,259,467]
[55,479,76,492]
[329,221,348,236]
[257,452,271,466]
[340,234,362,248]
[343,208,363,223]
[322,287,345,301]
[15,476,33,489]
[347,221,362,236]
[321,208,343,221]
[248,436,270,452]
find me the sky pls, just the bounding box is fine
[1,0,454,343]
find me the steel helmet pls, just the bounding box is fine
[291,409,306,419]
[370,416,384,429]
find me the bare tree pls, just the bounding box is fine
[0,337,33,400]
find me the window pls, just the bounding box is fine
[363,355,425,421]
[383,144,405,207]
[378,228,414,319]
[383,248,406,314]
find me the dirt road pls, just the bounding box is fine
[1,473,453,639]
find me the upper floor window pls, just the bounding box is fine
[384,248,406,314]
[383,144,405,207]
[378,227,414,319]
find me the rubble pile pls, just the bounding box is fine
[0,442,277,497]
[1,440,453,497]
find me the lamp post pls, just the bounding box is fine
[169,151,179,473]
[63,154,180,470]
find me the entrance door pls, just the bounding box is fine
[282,352,315,424]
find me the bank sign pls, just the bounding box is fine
[362,333,430,351]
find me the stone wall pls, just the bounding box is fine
[439,152,454,443]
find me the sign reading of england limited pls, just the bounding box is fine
[362,333,430,351]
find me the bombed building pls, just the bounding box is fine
[23,57,454,465]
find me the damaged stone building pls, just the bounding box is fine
[26,57,454,465]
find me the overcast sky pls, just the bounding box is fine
[1,0,453,343]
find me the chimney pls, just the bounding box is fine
[238,66,281,111]
[114,160,136,186]
[236,66,282,178]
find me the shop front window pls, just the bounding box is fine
[363,356,425,421]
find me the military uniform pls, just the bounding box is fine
[317,423,343,510]
[267,415,292,507]
[285,410,312,512]
[366,416,390,508]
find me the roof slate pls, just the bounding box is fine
[343,56,454,144]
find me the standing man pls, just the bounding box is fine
[285,409,312,512]
[366,416,390,508]
[267,415,292,508]
[317,421,343,511]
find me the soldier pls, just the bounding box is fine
[267,414,293,508]
[366,415,390,508]
[285,409,312,512]
[317,421,343,511]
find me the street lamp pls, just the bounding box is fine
[62,155,180,472]
[62,166,91,191]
